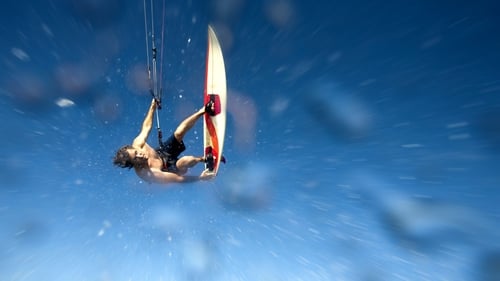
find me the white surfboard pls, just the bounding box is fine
[203,25,227,175]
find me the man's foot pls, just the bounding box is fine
[204,155,226,164]
[204,152,214,171]
[205,100,216,116]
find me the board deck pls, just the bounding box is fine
[203,25,227,175]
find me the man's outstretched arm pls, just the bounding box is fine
[148,169,215,184]
[133,98,157,148]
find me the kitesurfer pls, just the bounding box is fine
[113,98,217,184]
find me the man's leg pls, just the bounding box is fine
[174,107,204,141]
[176,155,205,174]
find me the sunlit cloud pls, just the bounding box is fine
[55,98,75,108]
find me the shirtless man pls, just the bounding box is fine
[113,98,214,184]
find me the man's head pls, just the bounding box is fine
[113,145,148,169]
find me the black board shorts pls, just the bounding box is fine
[156,134,186,172]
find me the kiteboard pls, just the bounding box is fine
[203,25,227,175]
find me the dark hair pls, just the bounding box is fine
[113,145,149,169]
[113,145,135,169]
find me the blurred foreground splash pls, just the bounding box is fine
[216,163,274,211]
[0,0,127,124]
[303,81,374,141]
[352,171,499,247]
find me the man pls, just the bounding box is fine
[113,98,215,184]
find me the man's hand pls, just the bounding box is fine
[199,169,215,181]
[154,98,161,109]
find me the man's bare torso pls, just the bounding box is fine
[134,143,169,182]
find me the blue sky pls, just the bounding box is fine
[1,0,500,280]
